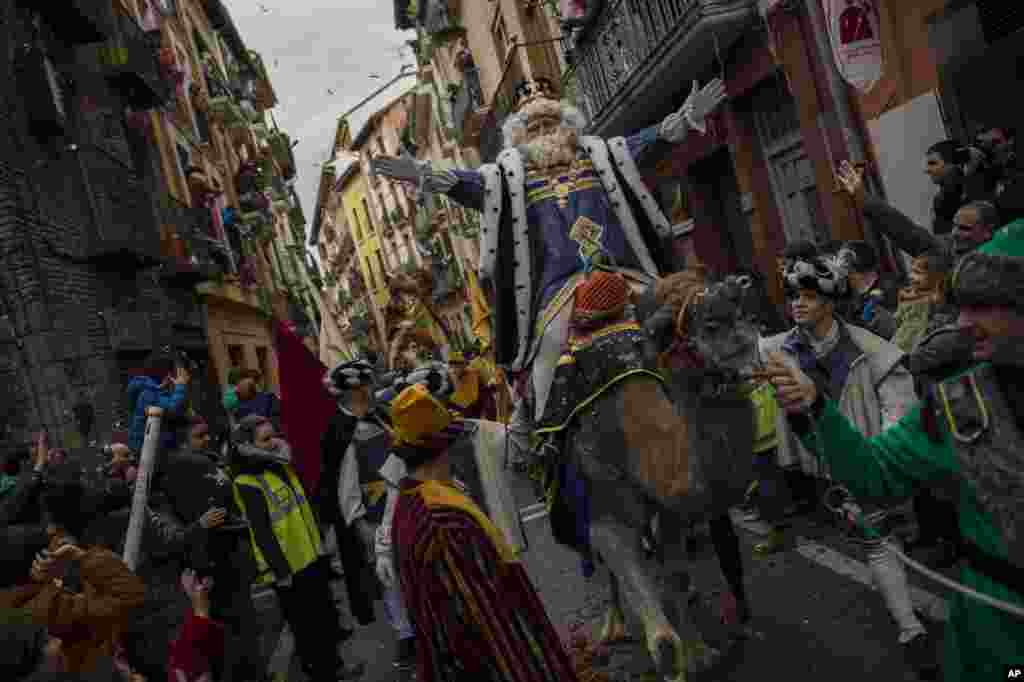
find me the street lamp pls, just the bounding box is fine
[338,63,417,122]
[319,64,418,170]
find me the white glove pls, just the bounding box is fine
[370,157,459,193]
[376,554,396,588]
[660,78,727,140]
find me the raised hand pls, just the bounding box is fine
[181,568,213,616]
[836,160,866,209]
[370,156,425,183]
[174,366,191,386]
[687,78,727,124]
[32,543,85,583]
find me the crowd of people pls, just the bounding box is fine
[0,125,1021,682]
[0,338,525,681]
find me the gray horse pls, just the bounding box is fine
[537,273,762,681]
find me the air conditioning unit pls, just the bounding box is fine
[928,0,1024,138]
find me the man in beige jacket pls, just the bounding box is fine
[760,250,937,677]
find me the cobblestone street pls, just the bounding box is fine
[261,470,947,681]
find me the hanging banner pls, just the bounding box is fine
[824,0,884,93]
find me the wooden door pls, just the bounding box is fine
[751,77,828,245]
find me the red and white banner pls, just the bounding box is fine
[824,0,884,93]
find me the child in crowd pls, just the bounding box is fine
[891,252,953,353]
[126,350,191,454]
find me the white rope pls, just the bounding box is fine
[883,540,1024,620]
[828,486,1024,619]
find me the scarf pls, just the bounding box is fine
[804,318,840,359]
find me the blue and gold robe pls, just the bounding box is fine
[444,126,679,372]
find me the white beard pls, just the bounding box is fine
[518,127,579,171]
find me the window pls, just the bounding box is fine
[351,209,362,241]
[361,198,375,234]
[374,251,387,286]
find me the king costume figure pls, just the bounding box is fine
[372,77,727,440]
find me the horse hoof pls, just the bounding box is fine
[599,607,628,644]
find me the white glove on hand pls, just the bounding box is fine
[370,157,458,193]
[376,554,396,588]
[660,78,727,140]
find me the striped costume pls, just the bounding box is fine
[393,478,578,682]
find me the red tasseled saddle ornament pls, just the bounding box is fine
[573,270,628,325]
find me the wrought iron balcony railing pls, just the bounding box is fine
[562,0,755,135]
[160,196,230,285]
[97,10,171,109]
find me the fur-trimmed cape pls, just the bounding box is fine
[476,136,674,372]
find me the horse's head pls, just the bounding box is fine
[686,274,761,374]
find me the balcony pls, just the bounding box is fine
[563,0,756,137]
[74,145,161,268]
[96,10,171,109]
[21,0,113,45]
[159,197,229,286]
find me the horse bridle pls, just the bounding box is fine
[686,274,758,399]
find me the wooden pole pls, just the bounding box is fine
[122,406,164,570]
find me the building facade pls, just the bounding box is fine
[0,0,304,455]
[558,0,1021,305]
[309,117,387,362]
[391,0,1021,315]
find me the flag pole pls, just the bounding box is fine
[123,406,163,570]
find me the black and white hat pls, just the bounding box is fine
[324,359,376,396]
[783,255,848,299]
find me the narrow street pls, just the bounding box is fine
[260,470,947,681]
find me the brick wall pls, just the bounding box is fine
[0,1,212,455]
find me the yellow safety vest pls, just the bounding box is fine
[233,465,322,585]
[746,382,781,454]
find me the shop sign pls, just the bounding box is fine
[824,0,884,93]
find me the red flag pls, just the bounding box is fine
[273,320,335,497]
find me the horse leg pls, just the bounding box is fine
[658,510,722,677]
[589,518,685,681]
[599,570,629,644]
